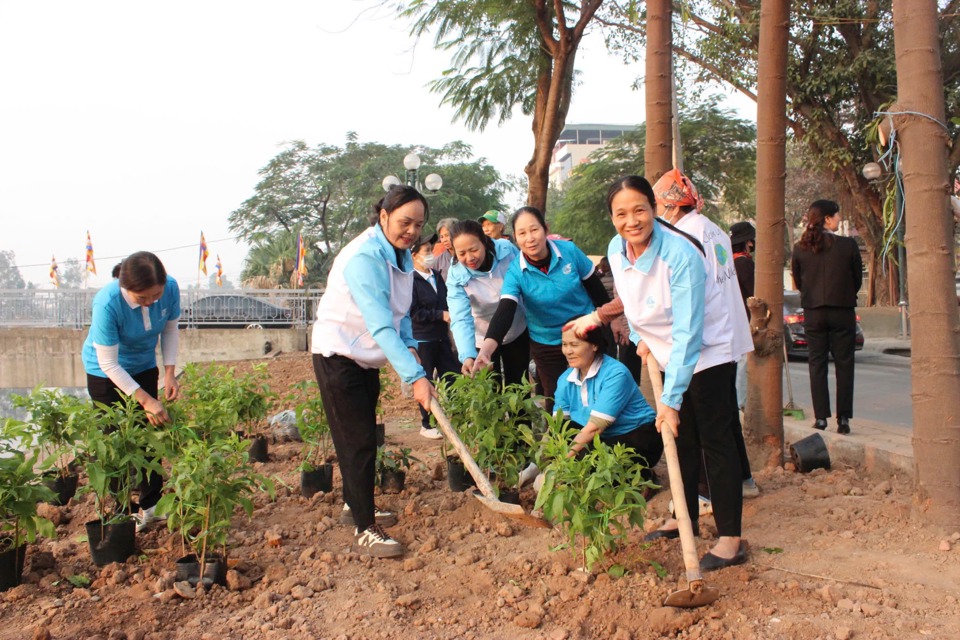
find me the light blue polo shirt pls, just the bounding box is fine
[500,239,595,345]
[82,277,181,377]
[554,354,656,438]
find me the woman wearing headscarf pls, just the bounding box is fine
[790,199,862,434]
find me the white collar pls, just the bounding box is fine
[120,287,141,309]
[565,354,603,386]
[519,239,561,271]
[415,267,434,278]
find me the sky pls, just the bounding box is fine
[1,1,754,289]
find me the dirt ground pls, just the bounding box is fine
[4,352,959,640]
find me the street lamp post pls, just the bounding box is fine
[863,159,908,338]
[382,152,443,195]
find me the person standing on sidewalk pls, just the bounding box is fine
[410,233,458,440]
[82,251,180,532]
[730,221,756,411]
[312,185,436,558]
[791,200,862,435]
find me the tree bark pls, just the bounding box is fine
[892,0,960,527]
[644,0,673,182]
[745,0,789,469]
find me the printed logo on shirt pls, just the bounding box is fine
[714,243,729,266]
[645,295,656,308]
[161,309,169,318]
[562,263,573,275]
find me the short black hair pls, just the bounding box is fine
[119,252,166,292]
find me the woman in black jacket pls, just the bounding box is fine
[791,200,863,434]
[411,234,459,439]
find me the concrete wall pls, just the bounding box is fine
[0,327,308,388]
[857,307,908,339]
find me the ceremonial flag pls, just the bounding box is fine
[215,254,223,287]
[294,233,307,287]
[199,232,209,275]
[50,255,60,288]
[85,231,97,275]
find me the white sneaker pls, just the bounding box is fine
[742,478,760,498]
[340,503,398,527]
[419,427,443,440]
[135,505,166,533]
[668,495,713,518]
[518,462,539,488]
[353,524,404,558]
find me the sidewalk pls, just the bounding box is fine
[861,335,911,356]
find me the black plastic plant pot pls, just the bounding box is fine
[85,519,136,567]
[175,554,201,586]
[0,543,26,592]
[446,456,476,492]
[202,553,227,587]
[300,464,334,499]
[379,469,406,494]
[248,436,269,463]
[498,488,521,505]
[43,471,80,506]
[375,423,386,448]
[789,433,831,473]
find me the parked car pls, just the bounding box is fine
[783,290,865,358]
[179,295,293,329]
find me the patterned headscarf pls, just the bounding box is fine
[652,168,705,212]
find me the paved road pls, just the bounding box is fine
[783,350,912,430]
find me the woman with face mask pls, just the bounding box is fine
[410,233,459,439]
[446,219,530,385]
[311,185,436,559]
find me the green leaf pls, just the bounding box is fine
[607,564,626,578]
[762,547,784,554]
[67,575,91,588]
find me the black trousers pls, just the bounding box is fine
[487,330,531,388]
[729,361,753,481]
[672,362,743,538]
[529,340,568,414]
[313,353,380,532]
[571,420,664,484]
[617,340,644,385]
[86,368,165,511]
[804,306,856,420]
[417,338,460,428]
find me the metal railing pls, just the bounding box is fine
[0,289,324,328]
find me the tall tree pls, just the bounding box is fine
[400,0,604,212]
[644,0,674,181]
[599,0,960,305]
[746,0,790,468]
[550,97,757,253]
[892,0,960,525]
[58,259,85,289]
[229,137,505,283]
[0,250,26,289]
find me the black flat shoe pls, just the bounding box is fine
[837,418,850,435]
[644,528,680,541]
[812,419,828,430]
[699,541,748,572]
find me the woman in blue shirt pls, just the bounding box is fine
[311,185,435,559]
[554,324,662,482]
[82,251,180,531]
[473,206,609,411]
[446,220,529,386]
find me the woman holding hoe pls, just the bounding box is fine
[311,185,436,559]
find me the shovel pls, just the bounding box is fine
[645,353,720,608]
[430,398,550,529]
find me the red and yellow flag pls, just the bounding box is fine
[215,254,223,287]
[50,255,60,288]
[85,231,97,275]
[295,233,307,287]
[199,232,209,275]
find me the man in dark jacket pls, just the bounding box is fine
[410,234,459,439]
[730,221,755,413]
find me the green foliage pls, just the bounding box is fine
[230,137,508,285]
[436,369,545,493]
[533,413,656,571]
[377,447,423,474]
[66,575,91,588]
[0,420,57,552]
[550,97,757,254]
[0,250,26,289]
[11,386,85,477]
[74,396,166,524]
[174,363,275,442]
[285,381,331,471]
[155,435,274,563]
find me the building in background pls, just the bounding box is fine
[549,124,636,189]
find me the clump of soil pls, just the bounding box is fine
[5,353,959,640]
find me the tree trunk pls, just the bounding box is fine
[892,0,960,527]
[644,0,673,182]
[745,0,789,468]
